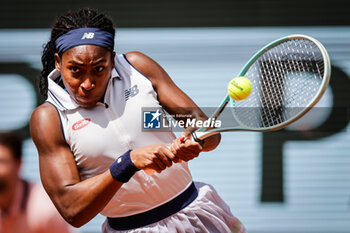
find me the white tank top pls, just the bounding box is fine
[46,54,192,217]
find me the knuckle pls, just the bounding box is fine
[148,154,157,162]
[155,145,164,152]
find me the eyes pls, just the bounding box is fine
[69,66,80,73]
[95,66,105,72]
[68,65,105,74]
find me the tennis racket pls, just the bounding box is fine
[192,34,331,141]
[144,34,331,175]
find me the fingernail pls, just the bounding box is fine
[179,136,185,142]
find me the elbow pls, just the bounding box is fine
[64,214,87,228]
[48,190,92,228]
[58,207,89,228]
[70,221,84,228]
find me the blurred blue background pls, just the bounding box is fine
[0,1,349,232]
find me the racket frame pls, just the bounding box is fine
[192,34,331,142]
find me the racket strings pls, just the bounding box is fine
[234,39,325,129]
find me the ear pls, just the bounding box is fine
[54,53,62,72]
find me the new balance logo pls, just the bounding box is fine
[124,85,139,101]
[81,32,95,39]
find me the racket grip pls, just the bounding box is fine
[143,137,185,176]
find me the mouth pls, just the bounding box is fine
[74,95,98,108]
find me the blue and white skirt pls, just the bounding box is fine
[102,182,246,233]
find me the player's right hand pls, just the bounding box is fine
[169,136,202,162]
[130,145,176,173]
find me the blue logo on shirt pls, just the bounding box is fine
[125,85,139,101]
[143,109,162,129]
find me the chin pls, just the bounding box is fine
[80,102,98,108]
[76,98,98,108]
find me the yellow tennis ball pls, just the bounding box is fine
[227,76,252,101]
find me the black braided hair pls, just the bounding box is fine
[39,8,115,98]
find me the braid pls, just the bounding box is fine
[38,8,115,98]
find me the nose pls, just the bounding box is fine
[81,77,95,91]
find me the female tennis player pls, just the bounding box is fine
[30,8,246,233]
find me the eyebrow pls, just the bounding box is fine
[68,58,107,66]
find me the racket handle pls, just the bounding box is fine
[143,137,185,176]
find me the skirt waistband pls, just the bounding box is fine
[107,182,198,230]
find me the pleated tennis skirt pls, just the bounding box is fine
[102,182,246,233]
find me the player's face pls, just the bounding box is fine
[55,45,115,108]
[0,145,21,195]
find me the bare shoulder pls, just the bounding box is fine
[124,51,152,66]
[30,102,66,149]
[125,51,172,88]
[125,51,165,74]
[30,102,60,129]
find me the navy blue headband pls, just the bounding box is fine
[55,27,114,54]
